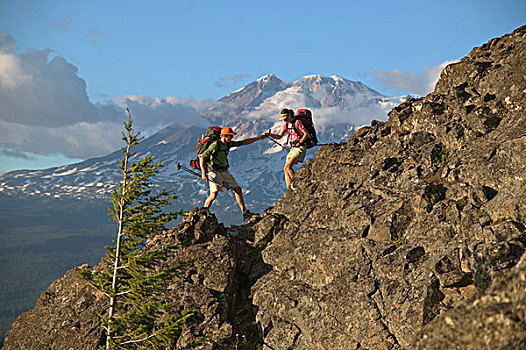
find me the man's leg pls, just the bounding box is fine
[217,170,246,213]
[232,186,246,213]
[205,172,220,208]
[204,191,218,208]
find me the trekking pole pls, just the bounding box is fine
[266,129,290,151]
[176,162,201,177]
[176,163,235,190]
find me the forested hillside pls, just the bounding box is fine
[0,194,114,345]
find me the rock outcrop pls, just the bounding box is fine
[1,265,106,349]
[415,250,526,349]
[251,25,526,349]
[4,26,526,349]
[3,208,268,350]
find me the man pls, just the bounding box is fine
[199,126,268,220]
[267,108,309,190]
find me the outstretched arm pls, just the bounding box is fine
[269,124,287,139]
[241,133,268,146]
[269,129,286,139]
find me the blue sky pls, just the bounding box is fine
[0,0,524,174]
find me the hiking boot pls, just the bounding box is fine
[243,210,257,221]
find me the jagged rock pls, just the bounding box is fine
[145,209,264,349]
[254,211,289,245]
[415,252,526,349]
[252,25,526,349]
[169,207,226,244]
[4,209,264,349]
[3,265,105,350]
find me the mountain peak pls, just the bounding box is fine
[219,73,288,108]
[218,74,385,110]
[293,74,382,96]
[301,74,343,81]
[256,73,279,82]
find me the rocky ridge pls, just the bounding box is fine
[3,208,268,349]
[251,25,526,349]
[4,26,526,349]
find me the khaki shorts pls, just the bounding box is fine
[286,146,307,163]
[208,170,239,192]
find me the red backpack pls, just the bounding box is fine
[291,109,318,149]
[189,126,221,169]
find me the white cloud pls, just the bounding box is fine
[0,46,102,127]
[0,32,208,161]
[0,119,121,159]
[373,60,458,96]
[116,95,208,132]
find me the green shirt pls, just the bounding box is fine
[201,140,244,171]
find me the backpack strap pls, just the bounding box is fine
[208,141,230,171]
[288,118,308,146]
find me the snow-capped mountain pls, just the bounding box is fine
[221,74,384,109]
[207,74,404,136]
[0,74,407,224]
[219,74,290,109]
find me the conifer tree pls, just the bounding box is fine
[80,109,195,349]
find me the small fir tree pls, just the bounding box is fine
[80,109,195,349]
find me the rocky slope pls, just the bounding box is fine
[3,208,268,349]
[251,25,526,349]
[4,26,526,349]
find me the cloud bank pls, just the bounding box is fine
[0,31,208,161]
[0,28,457,170]
[373,60,458,96]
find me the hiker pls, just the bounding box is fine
[267,108,310,190]
[199,126,268,220]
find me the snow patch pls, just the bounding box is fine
[53,168,78,177]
